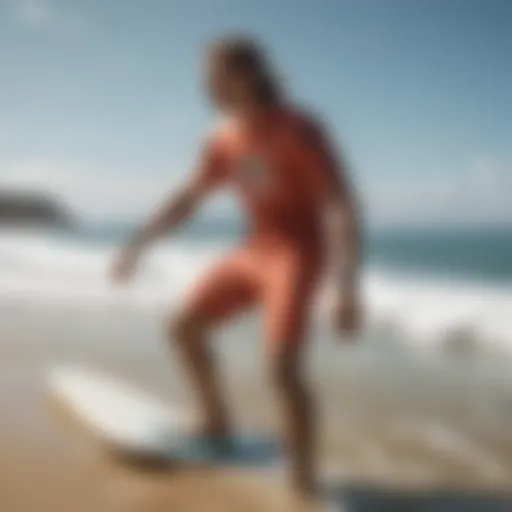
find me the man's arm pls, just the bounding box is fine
[325,164,362,300]
[321,140,363,337]
[110,181,209,283]
[112,135,227,282]
[298,115,363,333]
[125,182,205,254]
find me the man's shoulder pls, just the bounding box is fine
[283,105,328,144]
[285,104,320,125]
[205,117,237,154]
[213,116,242,142]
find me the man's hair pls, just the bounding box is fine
[207,34,282,106]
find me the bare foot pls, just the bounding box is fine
[182,413,233,442]
[280,482,324,512]
[294,478,319,507]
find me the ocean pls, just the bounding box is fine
[1,219,512,357]
[3,219,512,508]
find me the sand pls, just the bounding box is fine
[2,300,512,511]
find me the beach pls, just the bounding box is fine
[1,227,512,511]
[2,291,512,512]
[2,0,510,507]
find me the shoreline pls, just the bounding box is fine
[2,302,512,511]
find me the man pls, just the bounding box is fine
[111,35,362,499]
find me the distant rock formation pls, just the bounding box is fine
[0,190,75,229]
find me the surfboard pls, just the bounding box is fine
[47,365,280,467]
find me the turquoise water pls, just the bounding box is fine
[367,228,512,284]
[2,221,511,351]
[70,219,512,284]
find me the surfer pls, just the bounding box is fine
[111,35,362,499]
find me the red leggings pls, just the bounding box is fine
[181,241,323,350]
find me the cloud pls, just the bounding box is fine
[364,157,512,228]
[11,0,86,34]
[14,0,53,27]
[0,155,510,228]
[0,157,239,221]
[0,158,170,219]
[0,124,8,145]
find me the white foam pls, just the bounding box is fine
[0,230,222,308]
[1,230,512,353]
[361,271,512,352]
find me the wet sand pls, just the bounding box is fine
[2,300,512,511]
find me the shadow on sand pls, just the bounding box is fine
[105,434,282,472]
[324,484,512,512]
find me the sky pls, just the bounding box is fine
[0,0,511,227]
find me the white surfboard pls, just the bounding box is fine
[49,366,190,456]
[48,365,281,466]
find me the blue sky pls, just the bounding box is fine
[0,0,511,226]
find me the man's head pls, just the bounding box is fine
[205,35,282,114]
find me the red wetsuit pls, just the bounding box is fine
[183,107,339,349]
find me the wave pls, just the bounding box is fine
[1,230,511,354]
[362,271,512,354]
[0,230,222,309]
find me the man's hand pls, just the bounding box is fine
[108,183,203,286]
[110,246,140,284]
[331,291,362,340]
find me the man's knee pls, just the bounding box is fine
[167,309,209,343]
[269,348,303,392]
